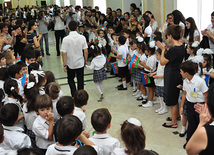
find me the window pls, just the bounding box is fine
[93,0,106,14]
[76,0,83,7]
[64,0,70,6]
[177,0,214,31]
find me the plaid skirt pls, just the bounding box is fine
[156,86,164,97]
[132,68,143,84]
[26,129,36,147]
[93,67,108,83]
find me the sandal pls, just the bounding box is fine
[166,117,181,121]
[162,123,178,128]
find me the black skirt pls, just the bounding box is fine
[143,70,155,87]
[93,67,108,83]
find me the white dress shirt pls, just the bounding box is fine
[111,147,127,155]
[117,45,128,67]
[86,54,106,70]
[144,54,157,72]
[154,62,165,87]
[46,143,77,155]
[22,103,37,131]
[61,31,88,69]
[73,107,87,130]
[54,15,65,30]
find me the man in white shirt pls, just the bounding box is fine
[61,21,88,96]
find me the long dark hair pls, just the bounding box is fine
[172,10,185,25]
[184,17,199,42]
[142,14,150,33]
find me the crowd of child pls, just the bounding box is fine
[0,2,214,155]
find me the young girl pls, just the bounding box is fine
[186,41,200,61]
[29,70,46,95]
[4,79,24,129]
[0,53,6,68]
[140,41,157,107]
[45,82,61,122]
[149,48,167,114]
[0,68,9,103]
[97,29,109,56]
[138,14,152,44]
[23,81,39,147]
[112,118,146,155]
[86,45,108,100]
[180,61,208,148]
[32,94,55,154]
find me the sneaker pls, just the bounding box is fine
[135,93,141,98]
[132,90,139,96]
[153,98,159,104]
[142,98,147,104]
[136,96,144,101]
[158,108,168,115]
[142,101,153,107]
[118,87,127,90]
[133,89,137,93]
[155,107,163,113]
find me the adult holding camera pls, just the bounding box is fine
[38,11,50,56]
[53,8,65,56]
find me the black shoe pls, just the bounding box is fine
[142,98,147,104]
[46,53,51,56]
[179,131,187,137]
[57,53,60,56]
[137,96,144,101]
[118,87,127,90]
[166,117,181,121]
[116,84,123,89]
[118,79,122,82]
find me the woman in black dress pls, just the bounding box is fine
[157,25,185,128]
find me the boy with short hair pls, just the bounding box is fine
[111,36,129,90]
[46,115,95,155]
[73,89,88,130]
[89,108,120,155]
[0,104,31,150]
[25,50,36,66]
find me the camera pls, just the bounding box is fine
[53,9,60,16]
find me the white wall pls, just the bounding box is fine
[107,0,121,11]
[123,0,141,13]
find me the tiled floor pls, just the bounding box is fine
[42,31,186,155]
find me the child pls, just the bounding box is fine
[89,26,97,45]
[45,82,61,122]
[86,45,108,99]
[179,61,208,148]
[4,50,15,66]
[74,145,97,155]
[140,41,157,107]
[149,48,167,114]
[73,90,89,130]
[0,104,31,150]
[186,41,199,61]
[17,61,28,77]
[0,53,6,68]
[32,94,55,154]
[46,115,96,155]
[89,108,120,155]
[23,82,39,147]
[54,96,75,141]
[29,70,46,95]
[28,62,40,74]
[0,68,9,103]
[4,79,24,129]
[25,50,36,66]
[112,118,146,155]
[111,36,129,90]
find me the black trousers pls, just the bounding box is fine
[186,101,202,142]
[67,66,84,96]
[54,30,65,55]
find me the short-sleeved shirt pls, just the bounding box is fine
[186,29,200,42]
[207,24,214,53]
[46,143,77,155]
[61,31,88,69]
[54,15,65,30]
[38,18,49,34]
[183,75,208,103]
[22,103,37,130]
[151,20,158,35]
[73,107,87,130]
[144,54,157,72]
[117,45,128,67]
[144,26,152,38]
[112,147,127,155]
[155,62,165,87]
[27,32,36,44]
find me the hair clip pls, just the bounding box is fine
[196,48,204,56]
[30,70,45,83]
[191,55,204,64]
[10,86,15,91]
[149,41,155,48]
[191,41,200,48]
[26,82,35,89]
[203,48,213,55]
[127,118,142,127]
[137,36,144,43]
[91,45,95,49]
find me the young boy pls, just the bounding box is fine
[46,115,95,155]
[25,50,36,66]
[89,108,120,155]
[179,61,208,148]
[111,36,129,90]
[8,64,24,97]
[32,94,55,154]
[54,96,75,141]
[0,104,31,150]
[89,26,97,45]
[0,53,6,68]
[17,61,28,87]
[73,90,88,130]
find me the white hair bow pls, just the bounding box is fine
[30,70,45,83]
[127,118,142,127]
[149,41,155,48]
[136,36,144,43]
[191,41,200,48]
[191,55,204,64]
[196,48,204,56]
[26,82,35,89]
[203,48,213,55]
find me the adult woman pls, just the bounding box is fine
[186,84,214,155]
[124,12,130,26]
[138,14,152,44]
[183,17,200,44]
[162,13,174,42]
[134,8,142,22]
[145,11,158,35]
[172,10,185,36]
[128,13,138,35]
[157,25,185,128]
[95,11,101,26]
[130,3,137,14]
[106,7,113,25]
[27,20,42,48]
[112,11,118,28]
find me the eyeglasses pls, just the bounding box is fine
[167,17,173,20]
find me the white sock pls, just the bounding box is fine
[181,125,186,134]
[122,81,127,88]
[95,82,103,95]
